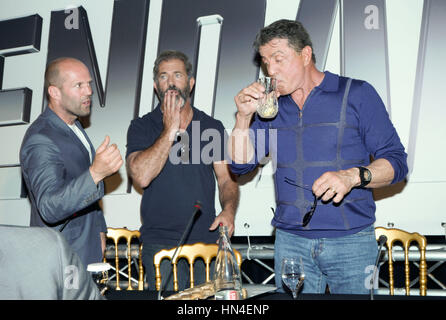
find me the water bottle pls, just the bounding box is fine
[213,224,243,300]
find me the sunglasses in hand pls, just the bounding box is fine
[284,177,318,227]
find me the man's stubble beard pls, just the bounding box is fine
[158,82,191,108]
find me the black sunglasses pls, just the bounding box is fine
[284,177,318,227]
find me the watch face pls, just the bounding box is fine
[365,168,372,181]
[358,167,371,187]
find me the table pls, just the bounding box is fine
[106,288,446,301]
[105,242,446,296]
[92,289,445,320]
[233,243,446,296]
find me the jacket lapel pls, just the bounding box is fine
[75,120,96,161]
[43,107,92,164]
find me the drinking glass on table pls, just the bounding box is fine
[281,257,305,299]
[257,77,278,119]
[87,262,111,295]
[442,222,446,248]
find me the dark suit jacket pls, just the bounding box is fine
[20,107,107,266]
[0,225,103,300]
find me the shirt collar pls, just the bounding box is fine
[314,71,340,92]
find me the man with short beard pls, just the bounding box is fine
[126,50,239,291]
[20,57,123,267]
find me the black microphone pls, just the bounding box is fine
[370,235,387,300]
[158,200,202,300]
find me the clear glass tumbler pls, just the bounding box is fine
[257,77,278,119]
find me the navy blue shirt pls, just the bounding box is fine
[231,72,408,238]
[126,105,226,246]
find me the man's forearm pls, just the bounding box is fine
[228,112,255,164]
[364,158,395,189]
[218,178,240,217]
[127,129,174,188]
[347,158,395,189]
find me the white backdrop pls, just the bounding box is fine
[0,0,445,236]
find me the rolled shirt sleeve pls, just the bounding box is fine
[356,81,408,184]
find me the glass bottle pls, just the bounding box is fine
[213,224,243,300]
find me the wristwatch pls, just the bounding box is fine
[357,166,372,188]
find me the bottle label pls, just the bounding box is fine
[215,290,240,300]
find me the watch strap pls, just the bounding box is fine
[357,166,371,188]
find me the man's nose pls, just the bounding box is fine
[267,64,278,78]
[167,75,176,87]
[84,84,93,96]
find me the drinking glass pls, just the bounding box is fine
[87,262,111,295]
[281,257,305,299]
[442,222,446,248]
[257,77,278,118]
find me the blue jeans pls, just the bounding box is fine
[274,225,378,294]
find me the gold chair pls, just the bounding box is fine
[154,242,243,292]
[104,227,144,290]
[375,227,427,296]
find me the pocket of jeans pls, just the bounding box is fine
[345,225,377,245]
[355,224,375,236]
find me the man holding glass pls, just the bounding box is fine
[228,19,408,294]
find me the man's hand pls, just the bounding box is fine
[312,168,360,203]
[209,210,235,238]
[229,82,267,164]
[162,91,182,140]
[234,81,265,118]
[90,135,123,185]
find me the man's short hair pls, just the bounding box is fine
[253,19,316,64]
[153,50,193,81]
[44,57,85,99]
[44,58,65,97]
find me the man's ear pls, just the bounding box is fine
[47,85,61,101]
[301,45,313,66]
[189,76,195,92]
